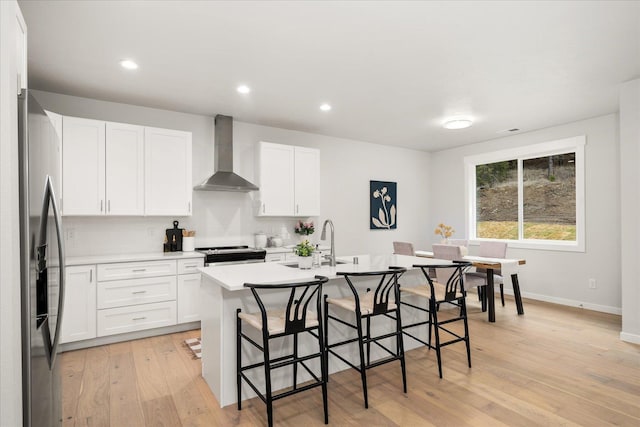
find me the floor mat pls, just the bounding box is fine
[184,337,202,359]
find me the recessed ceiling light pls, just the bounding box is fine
[319,103,332,112]
[237,85,251,94]
[443,118,473,130]
[120,59,138,70]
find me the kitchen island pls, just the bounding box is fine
[199,254,449,407]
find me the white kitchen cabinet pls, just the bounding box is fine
[144,126,192,216]
[258,142,320,217]
[97,301,177,337]
[62,116,105,215]
[60,265,97,344]
[15,7,27,92]
[177,258,204,323]
[105,122,144,215]
[177,273,201,323]
[293,146,320,216]
[63,118,144,216]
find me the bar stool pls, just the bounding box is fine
[236,275,329,427]
[400,261,473,378]
[323,267,407,408]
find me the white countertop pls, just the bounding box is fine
[199,254,453,291]
[66,251,205,266]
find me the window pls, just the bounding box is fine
[465,136,585,251]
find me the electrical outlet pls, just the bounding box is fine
[66,228,75,240]
[588,278,597,289]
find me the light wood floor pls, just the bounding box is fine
[61,296,640,426]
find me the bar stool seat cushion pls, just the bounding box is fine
[326,291,397,315]
[238,309,319,335]
[400,282,463,300]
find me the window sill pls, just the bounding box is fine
[470,239,585,253]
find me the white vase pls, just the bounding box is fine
[298,256,313,270]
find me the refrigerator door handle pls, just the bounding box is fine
[49,177,65,368]
[38,176,65,369]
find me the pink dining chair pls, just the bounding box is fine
[432,244,486,295]
[393,241,415,255]
[469,241,508,306]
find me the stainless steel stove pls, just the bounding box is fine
[195,245,266,266]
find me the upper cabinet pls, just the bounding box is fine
[61,116,191,216]
[144,127,192,216]
[62,116,106,215]
[106,122,145,215]
[15,7,27,92]
[258,141,320,217]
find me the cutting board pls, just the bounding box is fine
[165,220,183,251]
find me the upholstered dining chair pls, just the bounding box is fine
[432,244,486,295]
[393,241,415,256]
[466,241,508,306]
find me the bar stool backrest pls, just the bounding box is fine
[244,276,329,335]
[338,267,407,315]
[416,262,470,302]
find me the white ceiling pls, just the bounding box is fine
[18,1,640,151]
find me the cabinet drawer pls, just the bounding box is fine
[98,260,176,281]
[177,258,204,274]
[265,253,285,262]
[97,276,177,309]
[97,301,177,337]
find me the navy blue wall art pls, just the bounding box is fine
[370,180,397,230]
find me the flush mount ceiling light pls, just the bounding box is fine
[443,118,473,130]
[319,103,332,112]
[119,59,138,70]
[237,85,251,94]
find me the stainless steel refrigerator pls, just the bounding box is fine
[18,90,65,427]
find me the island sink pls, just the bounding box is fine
[282,260,347,268]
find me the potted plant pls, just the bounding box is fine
[294,240,315,269]
[294,220,314,243]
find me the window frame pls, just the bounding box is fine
[464,136,586,252]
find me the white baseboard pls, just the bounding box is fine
[59,321,201,352]
[500,288,621,315]
[620,332,640,345]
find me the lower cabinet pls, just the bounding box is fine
[61,265,97,344]
[177,258,204,323]
[97,301,177,337]
[177,273,201,323]
[61,256,204,347]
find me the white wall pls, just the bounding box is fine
[31,90,432,257]
[429,114,621,314]
[619,79,640,344]
[1,1,24,424]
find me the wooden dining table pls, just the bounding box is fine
[415,250,526,323]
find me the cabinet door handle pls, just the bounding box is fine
[100,200,103,212]
[89,269,92,283]
[188,201,191,213]
[262,204,265,214]
[132,317,147,321]
[185,264,196,269]
[132,290,147,294]
[296,204,299,214]
[108,200,111,213]
[132,268,147,272]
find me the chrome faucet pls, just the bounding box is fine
[320,219,336,266]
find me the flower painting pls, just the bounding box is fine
[370,181,397,230]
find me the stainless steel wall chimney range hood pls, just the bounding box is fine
[194,114,259,192]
